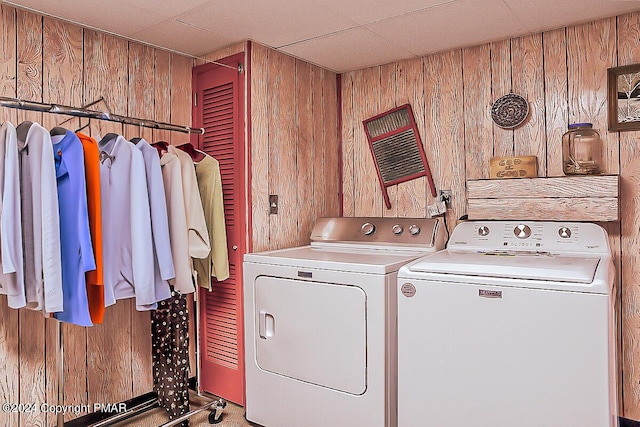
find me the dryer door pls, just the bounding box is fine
[254,276,366,395]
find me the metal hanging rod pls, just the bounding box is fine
[0,96,205,135]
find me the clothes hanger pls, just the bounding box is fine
[128,122,144,145]
[16,121,33,143]
[76,118,90,133]
[99,133,119,145]
[151,140,169,157]
[98,133,119,165]
[76,122,90,133]
[16,121,34,154]
[50,126,67,136]
[176,142,205,162]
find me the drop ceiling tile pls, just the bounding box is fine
[118,0,212,18]
[4,0,167,37]
[314,0,457,26]
[279,27,417,73]
[7,0,640,74]
[366,0,527,57]
[504,0,640,31]
[130,19,237,56]
[3,0,75,16]
[177,0,357,48]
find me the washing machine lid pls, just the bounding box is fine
[407,250,601,284]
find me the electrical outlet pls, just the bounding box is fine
[427,201,447,217]
[439,189,453,206]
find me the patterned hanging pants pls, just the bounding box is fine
[152,289,190,424]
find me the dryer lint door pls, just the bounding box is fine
[254,276,366,395]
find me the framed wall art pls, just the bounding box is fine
[608,63,640,131]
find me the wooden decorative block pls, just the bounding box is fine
[489,156,538,179]
[467,175,619,222]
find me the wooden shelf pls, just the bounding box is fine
[466,175,620,222]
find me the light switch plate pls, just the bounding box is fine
[269,195,278,214]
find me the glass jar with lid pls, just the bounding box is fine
[562,123,602,175]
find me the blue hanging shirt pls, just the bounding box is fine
[52,130,96,326]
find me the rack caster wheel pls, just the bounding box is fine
[208,410,223,424]
[208,398,226,424]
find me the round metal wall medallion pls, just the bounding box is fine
[491,93,529,129]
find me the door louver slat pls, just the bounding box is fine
[202,82,238,369]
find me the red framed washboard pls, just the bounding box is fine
[362,103,437,209]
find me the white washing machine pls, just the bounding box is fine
[397,220,617,427]
[244,217,447,427]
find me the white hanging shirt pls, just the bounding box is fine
[17,122,63,313]
[159,151,193,294]
[0,122,26,309]
[135,139,173,302]
[168,145,210,260]
[98,135,156,310]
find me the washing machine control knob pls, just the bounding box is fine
[361,222,376,235]
[558,227,572,238]
[514,224,531,239]
[408,225,421,236]
[478,226,490,236]
[392,224,404,235]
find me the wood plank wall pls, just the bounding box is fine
[341,11,640,419]
[0,6,194,425]
[250,43,340,252]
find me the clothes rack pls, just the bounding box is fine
[0,100,223,426]
[0,96,205,134]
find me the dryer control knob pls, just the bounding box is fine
[514,224,531,239]
[408,225,421,236]
[361,222,376,235]
[558,227,572,238]
[478,226,490,236]
[392,224,404,235]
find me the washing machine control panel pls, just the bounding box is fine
[448,221,609,254]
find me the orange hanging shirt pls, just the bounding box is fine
[76,132,104,324]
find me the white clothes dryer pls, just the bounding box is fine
[244,217,447,427]
[397,220,617,427]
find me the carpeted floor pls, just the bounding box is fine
[113,392,254,427]
[111,394,640,427]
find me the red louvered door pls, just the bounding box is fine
[192,53,246,405]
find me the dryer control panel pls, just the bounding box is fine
[310,217,446,250]
[448,221,610,255]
